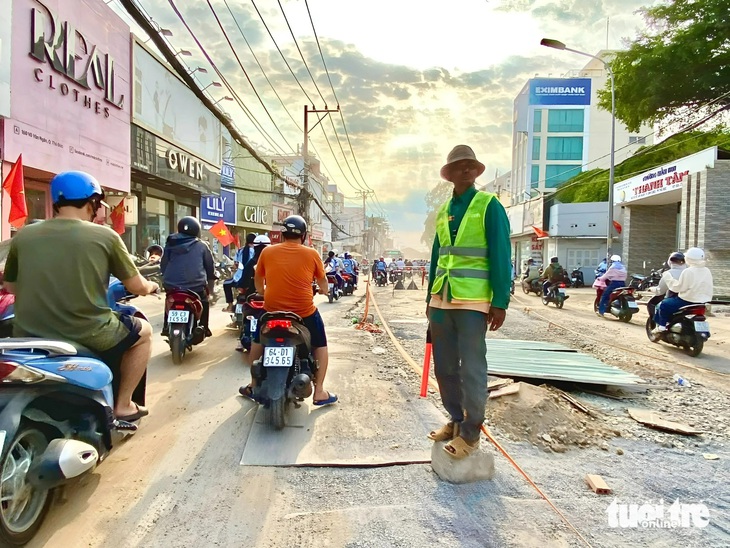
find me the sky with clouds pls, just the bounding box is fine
[111,0,659,250]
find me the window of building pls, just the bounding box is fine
[134,68,143,115]
[629,135,646,145]
[144,196,172,248]
[546,137,583,160]
[532,137,541,161]
[545,164,581,188]
[533,109,542,132]
[567,249,601,270]
[531,165,540,188]
[547,109,584,132]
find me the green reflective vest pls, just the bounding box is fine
[431,191,493,302]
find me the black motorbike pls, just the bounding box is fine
[374,270,387,287]
[645,295,710,357]
[541,282,569,309]
[240,293,265,353]
[251,312,317,429]
[594,285,639,322]
[521,277,542,296]
[630,267,666,291]
[569,268,585,288]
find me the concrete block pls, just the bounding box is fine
[431,441,495,484]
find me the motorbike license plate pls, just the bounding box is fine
[627,301,639,309]
[263,346,295,367]
[558,288,566,294]
[235,304,243,314]
[328,283,334,290]
[167,310,190,323]
[250,318,258,332]
[694,321,710,333]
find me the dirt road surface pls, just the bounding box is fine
[22,282,730,548]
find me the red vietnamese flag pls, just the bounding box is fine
[2,155,28,228]
[110,199,126,235]
[531,225,548,239]
[210,219,234,246]
[612,220,623,234]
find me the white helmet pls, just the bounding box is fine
[610,254,621,262]
[253,234,271,246]
[685,247,705,263]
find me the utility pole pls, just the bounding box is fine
[301,105,339,227]
[354,189,374,257]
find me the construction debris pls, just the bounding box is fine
[703,453,720,461]
[585,474,612,495]
[627,408,703,436]
[552,389,598,417]
[487,378,513,392]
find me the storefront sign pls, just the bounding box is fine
[614,147,718,205]
[273,203,295,223]
[221,130,235,187]
[130,125,220,195]
[269,231,282,244]
[4,0,131,191]
[30,1,125,116]
[166,149,203,180]
[132,42,221,168]
[242,205,268,225]
[529,78,591,106]
[0,0,11,117]
[311,229,324,241]
[201,188,236,224]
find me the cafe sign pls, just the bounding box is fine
[242,205,268,225]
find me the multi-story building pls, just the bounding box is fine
[508,52,653,204]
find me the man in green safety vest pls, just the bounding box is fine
[426,145,511,460]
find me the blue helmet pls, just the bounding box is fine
[51,171,104,204]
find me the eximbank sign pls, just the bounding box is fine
[529,78,591,106]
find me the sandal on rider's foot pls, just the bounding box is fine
[427,421,458,442]
[239,384,259,402]
[116,403,149,422]
[443,436,479,459]
[313,392,338,406]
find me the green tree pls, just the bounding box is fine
[421,181,452,246]
[598,0,730,132]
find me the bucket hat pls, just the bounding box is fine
[440,145,486,181]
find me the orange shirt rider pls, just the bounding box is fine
[255,240,326,318]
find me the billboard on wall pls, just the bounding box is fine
[529,78,591,106]
[200,188,236,226]
[4,0,131,190]
[133,42,221,168]
[0,0,11,117]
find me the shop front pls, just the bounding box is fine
[1,0,131,239]
[614,146,730,296]
[127,40,221,253]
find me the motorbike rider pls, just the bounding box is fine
[146,244,163,264]
[540,256,564,296]
[597,254,627,316]
[372,256,387,283]
[342,252,358,288]
[235,234,270,352]
[324,250,345,292]
[522,258,541,283]
[653,247,714,332]
[595,257,608,278]
[160,216,215,338]
[238,215,337,406]
[223,233,256,312]
[3,171,158,422]
[656,251,687,297]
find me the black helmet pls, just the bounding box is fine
[147,244,163,256]
[178,216,201,237]
[281,215,307,237]
[668,251,685,264]
[550,256,559,263]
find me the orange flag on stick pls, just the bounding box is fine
[110,199,126,235]
[531,225,548,238]
[209,219,234,246]
[2,155,28,229]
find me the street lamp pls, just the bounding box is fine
[173,49,193,58]
[202,82,223,92]
[212,96,234,107]
[540,38,616,258]
[188,67,208,76]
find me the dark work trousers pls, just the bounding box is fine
[429,307,489,443]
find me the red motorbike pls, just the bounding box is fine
[165,289,206,364]
[594,285,639,323]
[341,272,356,296]
[240,293,265,353]
[0,288,14,338]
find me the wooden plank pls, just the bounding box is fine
[487,378,513,392]
[488,383,520,399]
[554,389,598,417]
[585,474,612,495]
[627,408,703,435]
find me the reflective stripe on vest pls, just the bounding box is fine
[431,191,494,302]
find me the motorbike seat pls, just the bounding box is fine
[260,311,311,349]
[674,304,706,315]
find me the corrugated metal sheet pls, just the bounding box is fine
[486,339,647,390]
